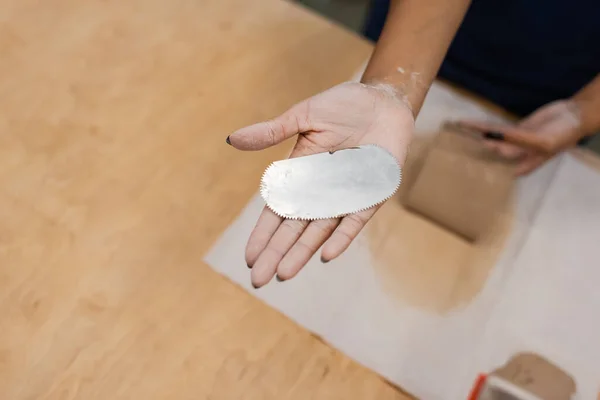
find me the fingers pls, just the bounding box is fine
[249,208,374,287]
[321,206,379,262]
[250,219,309,288]
[227,101,310,151]
[515,153,547,176]
[276,218,339,281]
[455,120,520,139]
[482,140,526,159]
[457,119,553,154]
[245,206,283,267]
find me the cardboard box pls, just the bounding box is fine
[404,129,515,241]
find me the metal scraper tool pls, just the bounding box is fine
[260,144,402,220]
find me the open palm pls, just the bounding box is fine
[228,82,414,288]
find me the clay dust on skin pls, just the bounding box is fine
[358,81,414,116]
[410,71,421,87]
[397,67,424,93]
[396,66,422,87]
[379,65,426,113]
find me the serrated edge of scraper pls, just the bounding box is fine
[259,144,402,220]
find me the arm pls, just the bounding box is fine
[572,73,600,138]
[361,0,473,116]
[229,0,474,287]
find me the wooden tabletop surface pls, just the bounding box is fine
[0,0,419,399]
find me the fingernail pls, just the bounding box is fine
[483,131,505,141]
[247,263,252,269]
[276,275,285,282]
[320,256,329,263]
[251,282,260,289]
[226,136,232,145]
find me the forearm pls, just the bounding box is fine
[571,74,600,137]
[361,0,472,116]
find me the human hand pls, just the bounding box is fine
[227,81,414,288]
[458,99,585,176]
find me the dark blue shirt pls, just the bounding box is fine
[363,0,600,117]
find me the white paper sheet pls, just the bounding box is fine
[204,80,600,399]
[468,154,600,400]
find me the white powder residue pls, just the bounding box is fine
[358,81,413,115]
[410,72,421,86]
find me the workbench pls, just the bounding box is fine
[0,0,412,398]
[4,1,600,399]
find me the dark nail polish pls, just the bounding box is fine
[483,131,505,141]
[247,263,252,269]
[276,275,284,282]
[226,136,232,145]
[320,256,329,263]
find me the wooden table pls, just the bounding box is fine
[0,0,412,398]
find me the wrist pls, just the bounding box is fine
[359,78,414,113]
[570,74,600,137]
[570,96,600,138]
[360,73,426,119]
[355,80,416,126]
[560,99,587,141]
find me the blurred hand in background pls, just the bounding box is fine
[459,99,586,176]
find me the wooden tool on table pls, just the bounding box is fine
[447,120,555,154]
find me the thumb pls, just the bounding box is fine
[227,101,309,151]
